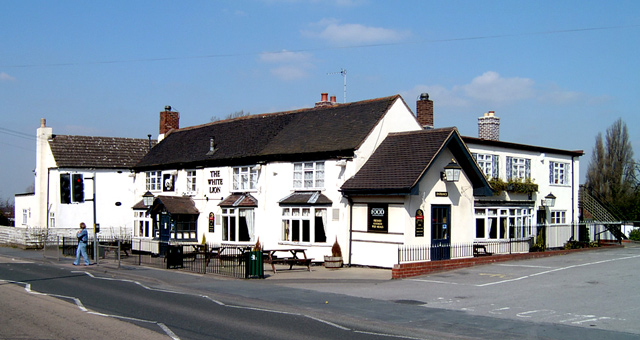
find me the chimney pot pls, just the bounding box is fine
[40,118,46,128]
[321,93,329,102]
[330,95,337,103]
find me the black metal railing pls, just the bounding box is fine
[398,238,534,264]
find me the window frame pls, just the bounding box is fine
[281,207,328,244]
[475,207,533,240]
[221,208,255,243]
[146,171,162,191]
[232,166,258,192]
[293,161,325,189]
[550,162,569,185]
[186,170,197,192]
[506,156,531,181]
[550,210,566,224]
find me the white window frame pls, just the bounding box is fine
[186,170,197,192]
[293,161,325,189]
[146,171,162,191]
[22,209,28,225]
[510,158,527,180]
[475,207,533,240]
[221,208,254,243]
[551,210,566,224]
[550,162,569,185]
[232,166,258,191]
[134,211,151,238]
[477,153,493,178]
[281,207,328,244]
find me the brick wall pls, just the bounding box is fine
[391,246,622,279]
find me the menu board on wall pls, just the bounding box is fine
[368,204,388,233]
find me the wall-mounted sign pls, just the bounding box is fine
[368,204,388,233]
[435,192,448,197]
[415,209,424,237]
[208,170,223,193]
[208,212,215,233]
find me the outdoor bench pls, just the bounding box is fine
[473,244,493,257]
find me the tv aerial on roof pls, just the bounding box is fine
[327,68,347,103]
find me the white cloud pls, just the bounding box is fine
[460,71,535,104]
[405,71,599,110]
[303,19,410,45]
[0,72,16,81]
[259,50,313,81]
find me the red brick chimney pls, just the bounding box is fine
[416,93,433,129]
[159,106,180,136]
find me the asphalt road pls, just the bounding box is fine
[1,244,639,339]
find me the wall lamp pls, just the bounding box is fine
[440,160,462,182]
[541,192,556,207]
[142,191,155,207]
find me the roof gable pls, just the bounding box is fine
[135,95,401,170]
[49,135,154,169]
[341,127,492,195]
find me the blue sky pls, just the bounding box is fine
[1,0,639,201]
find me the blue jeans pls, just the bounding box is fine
[74,242,90,265]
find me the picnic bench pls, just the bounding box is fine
[263,248,313,273]
[473,244,493,257]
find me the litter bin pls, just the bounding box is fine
[166,245,183,269]
[245,250,264,279]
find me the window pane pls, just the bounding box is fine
[476,218,485,238]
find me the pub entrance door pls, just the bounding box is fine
[431,205,451,260]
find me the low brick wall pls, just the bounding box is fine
[391,245,623,279]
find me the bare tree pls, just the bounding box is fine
[210,110,251,122]
[585,118,638,219]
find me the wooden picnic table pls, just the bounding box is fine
[263,248,313,273]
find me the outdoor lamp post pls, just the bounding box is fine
[143,191,154,207]
[441,160,462,182]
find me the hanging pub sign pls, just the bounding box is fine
[368,203,388,233]
[163,174,175,192]
[415,209,424,237]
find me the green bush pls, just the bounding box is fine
[629,228,640,241]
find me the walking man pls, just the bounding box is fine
[74,222,90,266]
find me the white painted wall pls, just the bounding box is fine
[131,97,421,262]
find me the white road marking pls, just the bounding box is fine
[477,254,640,287]
[406,279,460,285]
[495,264,554,269]
[68,271,419,339]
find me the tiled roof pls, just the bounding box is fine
[341,128,455,194]
[219,193,258,207]
[49,135,155,169]
[278,191,333,205]
[341,128,492,195]
[154,195,199,215]
[135,95,403,170]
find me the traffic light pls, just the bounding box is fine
[72,174,84,203]
[60,174,71,204]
